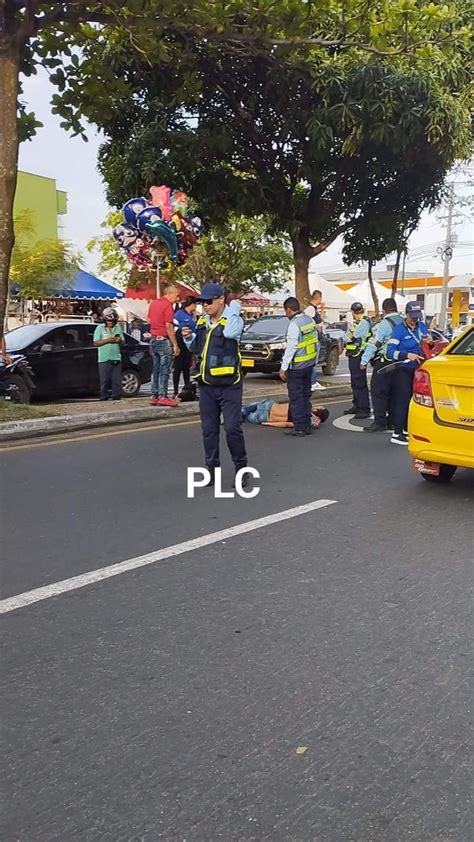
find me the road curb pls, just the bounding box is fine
[0,385,352,442]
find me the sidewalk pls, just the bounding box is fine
[0,378,351,442]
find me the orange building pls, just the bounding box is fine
[336,276,473,325]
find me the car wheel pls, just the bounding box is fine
[322,348,339,376]
[420,464,457,483]
[121,369,141,397]
[5,374,32,404]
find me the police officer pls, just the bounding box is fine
[278,297,318,437]
[361,298,403,433]
[344,302,372,418]
[386,300,432,446]
[182,283,247,485]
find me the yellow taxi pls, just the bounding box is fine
[409,324,474,483]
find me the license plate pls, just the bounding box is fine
[412,459,440,476]
[241,358,255,368]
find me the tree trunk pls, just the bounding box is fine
[292,230,312,306]
[367,259,379,316]
[391,247,402,297]
[0,42,20,340]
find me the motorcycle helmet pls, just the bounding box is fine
[350,302,364,314]
[102,307,117,322]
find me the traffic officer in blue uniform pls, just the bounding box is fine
[278,297,318,437]
[386,300,432,446]
[182,283,247,485]
[361,297,403,432]
[344,302,372,418]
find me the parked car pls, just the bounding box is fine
[325,326,345,355]
[4,322,153,401]
[409,324,474,483]
[240,315,340,376]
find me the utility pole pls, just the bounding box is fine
[400,249,407,296]
[438,184,455,330]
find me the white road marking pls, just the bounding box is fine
[0,499,337,615]
[333,415,391,433]
[332,415,365,433]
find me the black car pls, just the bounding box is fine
[4,322,153,401]
[240,315,340,376]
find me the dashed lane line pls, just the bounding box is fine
[0,499,337,615]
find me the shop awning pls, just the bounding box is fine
[10,270,124,300]
[52,270,125,300]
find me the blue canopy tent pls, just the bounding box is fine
[10,270,124,300]
[51,270,124,300]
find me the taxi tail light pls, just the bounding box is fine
[412,368,434,407]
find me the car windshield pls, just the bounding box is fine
[4,325,49,351]
[244,317,289,336]
[447,329,474,356]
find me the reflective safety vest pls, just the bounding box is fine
[345,317,372,358]
[192,315,242,386]
[290,313,318,369]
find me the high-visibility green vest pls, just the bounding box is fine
[345,316,372,358]
[291,313,318,369]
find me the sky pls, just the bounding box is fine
[19,69,473,282]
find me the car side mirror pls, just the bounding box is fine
[40,343,53,352]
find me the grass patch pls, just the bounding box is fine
[0,400,62,423]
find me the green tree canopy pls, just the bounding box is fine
[179,216,293,294]
[95,41,471,302]
[341,155,449,309]
[1,1,471,334]
[10,212,80,299]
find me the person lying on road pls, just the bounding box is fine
[242,399,329,431]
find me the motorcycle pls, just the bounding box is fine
[0,355,35,404]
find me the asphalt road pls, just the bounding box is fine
[1,400,473,841]
[138,357,351,397]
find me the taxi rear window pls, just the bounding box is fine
[447,330,474,356]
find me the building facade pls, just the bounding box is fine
[13,171,67,243]
[334,276,474,325]
[320,269,434,283]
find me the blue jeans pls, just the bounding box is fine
[241,399,274,424]
[150,338,173,398]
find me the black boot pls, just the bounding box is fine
[204,467,216,486]
[284,429,306,437]
[343,406,357,415]
[233,469,250,489]
[363,421,387,433]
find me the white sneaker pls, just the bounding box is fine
[391,432,409,446]
[311,382,326,391]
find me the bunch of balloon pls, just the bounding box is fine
[112,186,203,292]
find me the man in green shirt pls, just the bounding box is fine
[93,308,124,400]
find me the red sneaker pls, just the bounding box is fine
[157,397,178,407]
